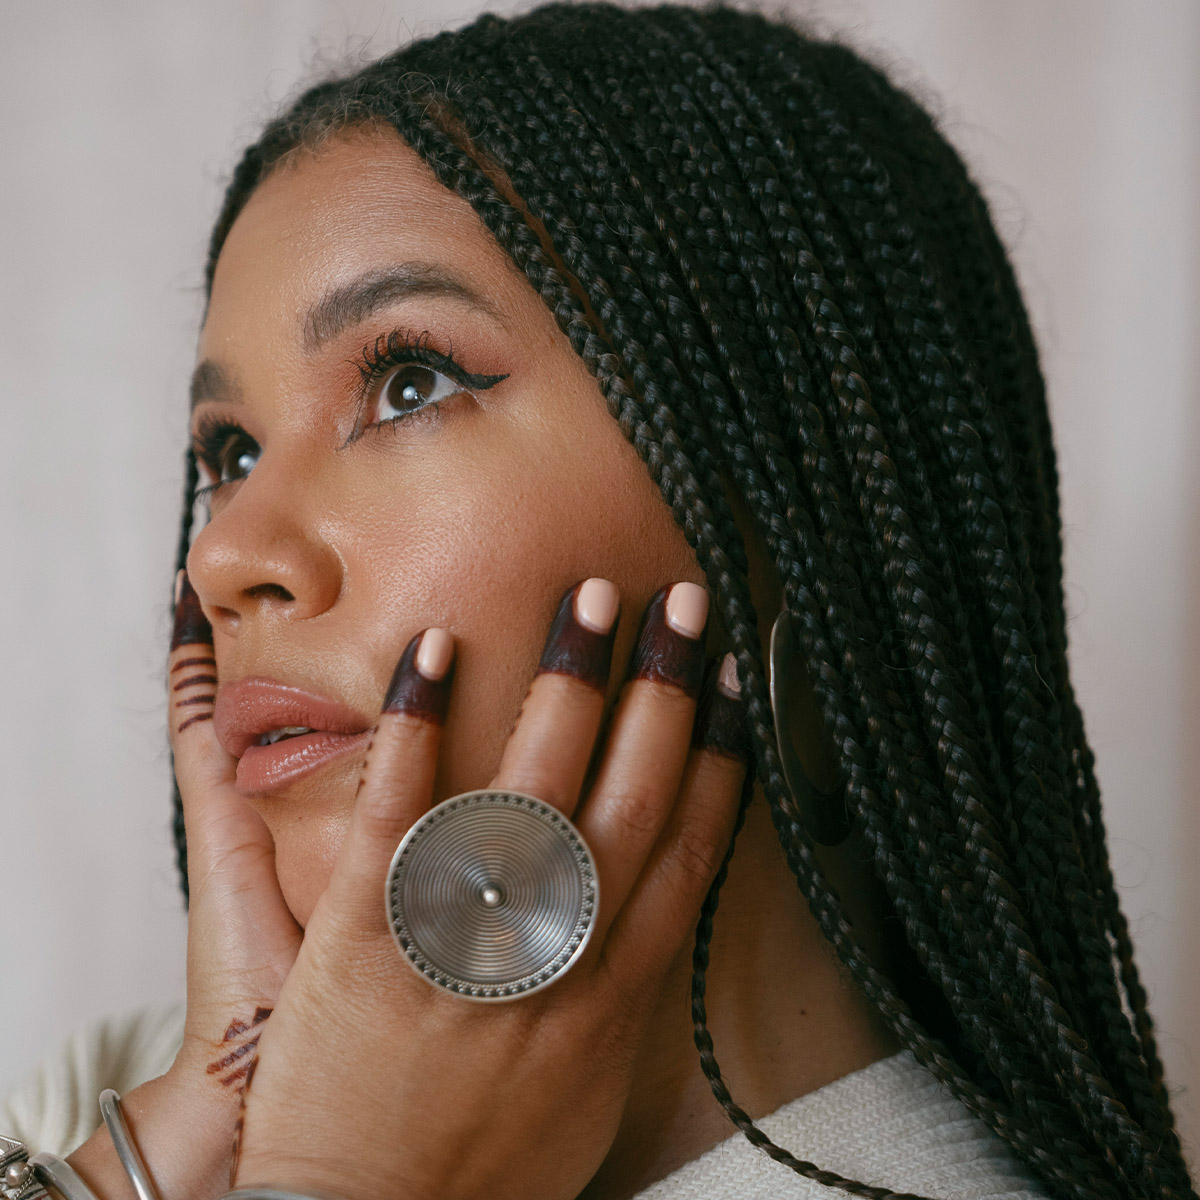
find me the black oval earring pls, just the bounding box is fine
[768,609,851,845]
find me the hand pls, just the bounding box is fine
[68,571,305,1199]
[165,570,305,1177]
[233,578,749,1200]
[166,568,304,1069]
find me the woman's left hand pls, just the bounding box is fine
[231,579,748,1200]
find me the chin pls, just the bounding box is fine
[266,787,357,930]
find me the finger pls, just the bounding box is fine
[603,651,749,981]
[325,627,455,932]
[489,578,620,815]
[168,569,233,795]
[169,572,296,974]
[574,581,709,934]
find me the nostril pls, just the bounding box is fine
[244,582,296,604]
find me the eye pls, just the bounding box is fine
[193,420,260,492]
[349,328,510,442]
[372,362,465,424]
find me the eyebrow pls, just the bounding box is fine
[302,262,507,352]
[189,360,240,411]
[189,262,507,411]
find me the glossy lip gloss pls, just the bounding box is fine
[215,678,373,796]
[234,729,372,794]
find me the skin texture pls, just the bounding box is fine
[67,127,899,1200]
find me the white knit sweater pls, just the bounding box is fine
[3,1004,1046,1198]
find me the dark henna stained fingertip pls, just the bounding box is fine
[537,580,618,691]
[171,571,212,649]
[692,653,750,761]
[383,629,455,724]
[628,585,707,698]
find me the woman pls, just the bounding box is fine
[3,3,1193,1199]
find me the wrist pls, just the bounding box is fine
[66,1064,235,1200]
[234,1152,410,1200]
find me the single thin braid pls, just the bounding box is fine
[170,448,199,904]
[171,7,1197,1199]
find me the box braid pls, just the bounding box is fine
[167,5,1196,1199]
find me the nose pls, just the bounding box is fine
[186,477,344,636]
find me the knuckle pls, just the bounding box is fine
[607,781,668,840]
[354,798,412,847]
[664,818,725,888]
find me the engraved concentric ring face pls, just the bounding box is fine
[385,789,599,1000]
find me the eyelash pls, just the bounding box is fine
[191,328,509,501]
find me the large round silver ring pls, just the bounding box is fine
[385,789,599,1001]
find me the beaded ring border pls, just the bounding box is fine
[385,789,599,1000]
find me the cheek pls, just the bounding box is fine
[270,402,703,927]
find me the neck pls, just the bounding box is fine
[578,794,900,1200]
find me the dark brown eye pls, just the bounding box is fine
[215,430,259,484]
[374,363,463,422]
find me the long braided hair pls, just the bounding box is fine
[171,5,1196,1198]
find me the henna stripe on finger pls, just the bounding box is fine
[537,578,619,690]
[175,694,216,707]
[173,673,218,690]
[354,733,376,798]
[176,712,214,733]
[628,582,709,698]
[171,656,216,673]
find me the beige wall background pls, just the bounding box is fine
[2,0,1197,1167]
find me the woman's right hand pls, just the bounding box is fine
[67,571,303,1199]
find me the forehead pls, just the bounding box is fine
[202,126,527,352]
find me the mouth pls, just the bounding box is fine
[214,678,374,795]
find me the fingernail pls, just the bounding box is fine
[628,582,709,697]
[537,578,620,691]
[692,652,749,760]
[383,628,456,723]
[171,569,212,649]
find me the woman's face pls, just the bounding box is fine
[189,127,720,927]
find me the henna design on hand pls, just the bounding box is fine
[171,656,216,674]
[173,673,218,691]
[206,1006,272,1089]
[211,1006,272,1186]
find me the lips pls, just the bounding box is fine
[214,678,374,794]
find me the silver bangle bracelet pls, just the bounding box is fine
[27,1154,99,1200]
[218,1191,348,1200]
[4,1134,96,1200]
[97,1090,160,1200]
